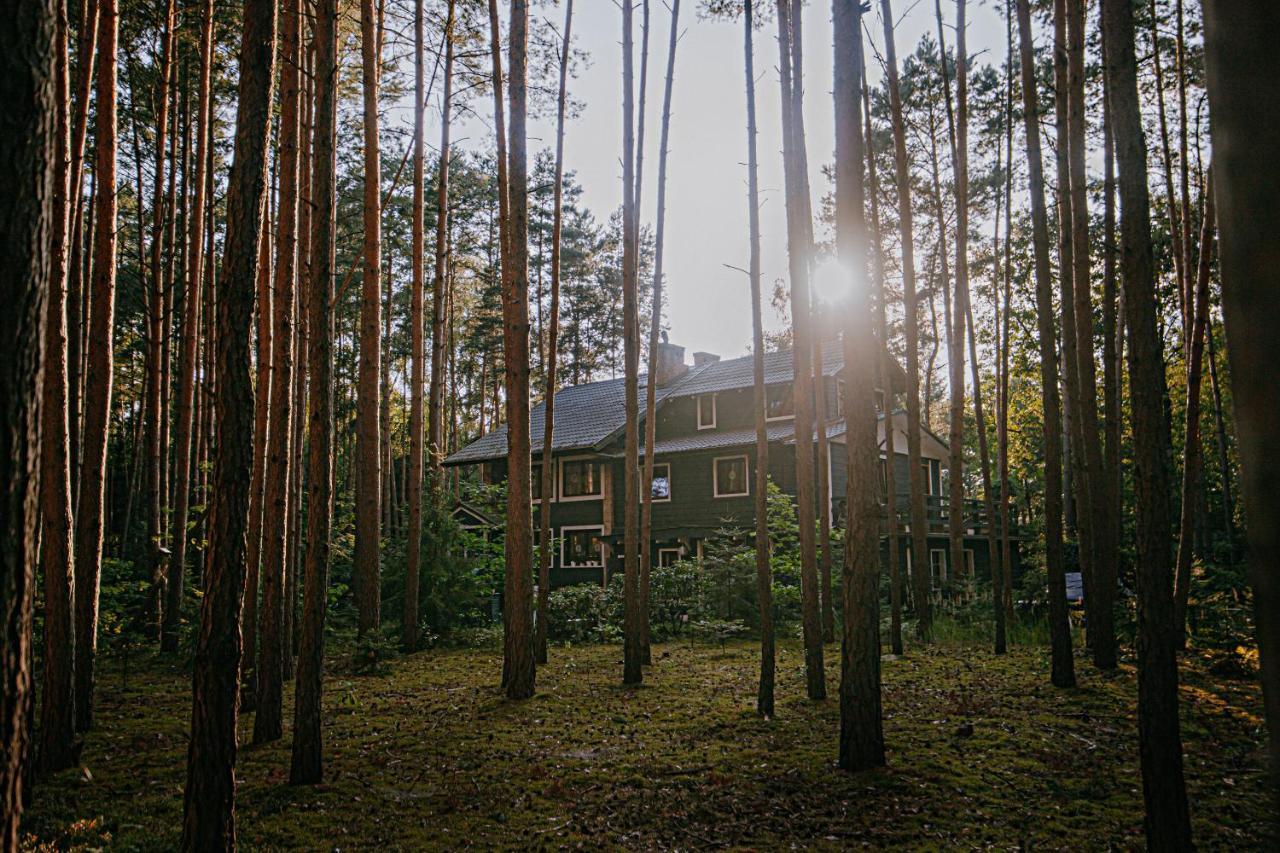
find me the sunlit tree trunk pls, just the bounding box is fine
[256,0,301,744]
[355,0,383,639]
[242,205,272,708]
[863,54,901,657]
[537,0,575,666]
[742,0,773,717]
[163,0,215,654]
[834,0,885,772]
[777,0,825,697]
[621,0,644,688]
[1102,0,1190,843]
[1016,0,1075,689]
[503,0,536,699]
[639,0,678,665]
[37,0,78,775]
[292,0,337,784]
[74,0,120,734]
[181,0,276,844]
[879,0,931,638]
[428,1,456,476]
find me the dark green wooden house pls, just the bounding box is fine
[444,340,1022,591]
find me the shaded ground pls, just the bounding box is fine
[22,637,1273,850]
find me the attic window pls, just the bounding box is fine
[765,383,795,421]
[697,393,717,430]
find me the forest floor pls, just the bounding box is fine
[21,635,1274,851]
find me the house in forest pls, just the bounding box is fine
[443,340,1022,591]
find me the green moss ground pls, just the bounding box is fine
[22,638,1273,850]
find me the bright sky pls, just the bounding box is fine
[439,0,1011,361]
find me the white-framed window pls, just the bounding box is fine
[930,548,948,586]
[650,462,672,502]
[658,547,681,567]
[697,393,717,430]
[920,460,935,495]
[561,525,605,568]
[713,454,750,498]
[559,456,602,501]
[765,383,795,421]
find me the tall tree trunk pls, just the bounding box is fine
[742,0,773,717]
[620,0,644,688]
[256,0,301,744]
[242,206,272,708]
[163,0,215,654]
[355,0,384,639]
[1016,0,1075,690]
[404,0,434,654]
[1103,0,1191,844]
[1,1,55,839]
[503,0,536,699]
[863,53,901,657]
[143,0,178,641]
[639,0,678,665]
[291,0,336,785]
[933,0,967,590]
[74,0,119,734]
[777,0,825,697]
[879,0,931,638]
[1067,0,1115,669]
[1202,0,1280,821]
[998,0,1015,622]
[428,2,456,475]
[537,0,575,667]
[38,0,78,775]
[1173,173,1215,646]
[834,0,885,772]
[815,330,834,645]
[180,0,276,845]
[1099,2,1123,668]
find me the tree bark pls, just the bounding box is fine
[0,0,54,841]
[620,0,644,688]
[1172,173,1215,648]
[835,0,885,772]
[1202,0,1280,821]
[537,0,575,666]
[777,0,825,697]
[428,2,456,476]
[74,0,119,734]
[879,0,931,638]
[639,0,678,666]
[163,0,215,654]
[181,0,276,845]
[404,0,431,654]
[503,0,536,699]
[291,0,336,785]
[1103,0,1191,844]
[863,52,901,657]
[354,0,384,639]
[1016,0,1075,689]
[37,0,78,775]
[742,0,773,717]
[256,0,301,744]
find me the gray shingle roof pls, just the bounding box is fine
[443,376,675,466]
[611,418,850,457]
[663,339,845,398]
[443,338,906,467]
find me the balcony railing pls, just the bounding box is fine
[874,495,1024,539]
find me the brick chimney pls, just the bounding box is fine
[693,351,720,368]
[655,341,688,386]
